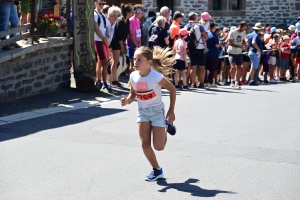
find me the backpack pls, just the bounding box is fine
[148,27,160,49]
[185,23,203,51]
[94,10,106,27]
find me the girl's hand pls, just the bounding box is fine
[121,95,128,106]
[166,110,175,124]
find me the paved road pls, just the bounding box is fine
[0,83,300,200]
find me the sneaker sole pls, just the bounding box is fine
[145,173,164,182]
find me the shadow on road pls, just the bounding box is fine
[0,106,126,143]
[157,178,236,197]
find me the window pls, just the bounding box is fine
[208,0,246,17]
[232,0,240,10]
[213,0,221,10]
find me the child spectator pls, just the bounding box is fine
[126,4,144,74]
[262,47,272,84]
[173,29,189,90]
[280,35,291,81]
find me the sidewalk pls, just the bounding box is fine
[0,75,130,117]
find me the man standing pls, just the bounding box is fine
[126,4,143,73]
[227,21,247,88]
[189,17,208,88]
[94,0,111,92]
[248,23,264,86]
[160,6,171,32]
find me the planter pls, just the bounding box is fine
[36,27,55,38]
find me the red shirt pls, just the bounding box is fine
[291,33,297,41]
[280,43,290,59]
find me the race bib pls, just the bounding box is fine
[136,90,157,101]
[148,34,158,42]
[136,29,141,38]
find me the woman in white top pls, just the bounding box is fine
[121,46,176,181]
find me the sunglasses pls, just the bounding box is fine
[98,2,105,6]
[135,10,143,14]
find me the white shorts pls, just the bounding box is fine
[270,57,276,65]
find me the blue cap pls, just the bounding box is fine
[271,27,277,33]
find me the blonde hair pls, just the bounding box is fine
[152,16,166,27]
[135,46,176,76]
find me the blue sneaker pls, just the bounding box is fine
[96,81,102,88]
[145,168,164,181]
[165,120,176,136]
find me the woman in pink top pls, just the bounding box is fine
[173,29,189,90]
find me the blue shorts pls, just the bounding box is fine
[137,103,166,127]
[127,47,135,59]
[280,58,289,69]
[249,51,261,69]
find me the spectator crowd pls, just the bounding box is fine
[1,0,300,93]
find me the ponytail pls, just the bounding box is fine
[135,46,176,76]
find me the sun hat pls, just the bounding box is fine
[201,12,211,21]
[288,25,296,31]
[283,35,290,40]
[173,11,184,20]
[297,16,300,20]
[252,23,264,30]
[179,28,189,36]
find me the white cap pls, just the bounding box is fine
[230,26,237,31]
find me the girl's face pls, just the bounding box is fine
[133,52,152,73]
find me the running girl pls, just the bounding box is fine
[121,46,177,181]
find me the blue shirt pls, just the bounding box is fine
[206,31,220,58]
[248,31,263,52]
[291,46,300,57]
[292,37,300,46]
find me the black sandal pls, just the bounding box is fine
[2,45,14,50]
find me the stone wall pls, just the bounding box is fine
[0,39,72,102]
[144,0,300,28]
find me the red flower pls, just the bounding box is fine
[54,17,60,21]
[49,14,54,18]
[48,20,53,25]
[60,24,66,29]
[44,14,49,18]
[38,16,43,19]
[47,12,52,15]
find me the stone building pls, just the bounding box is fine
[107,0,300,28]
